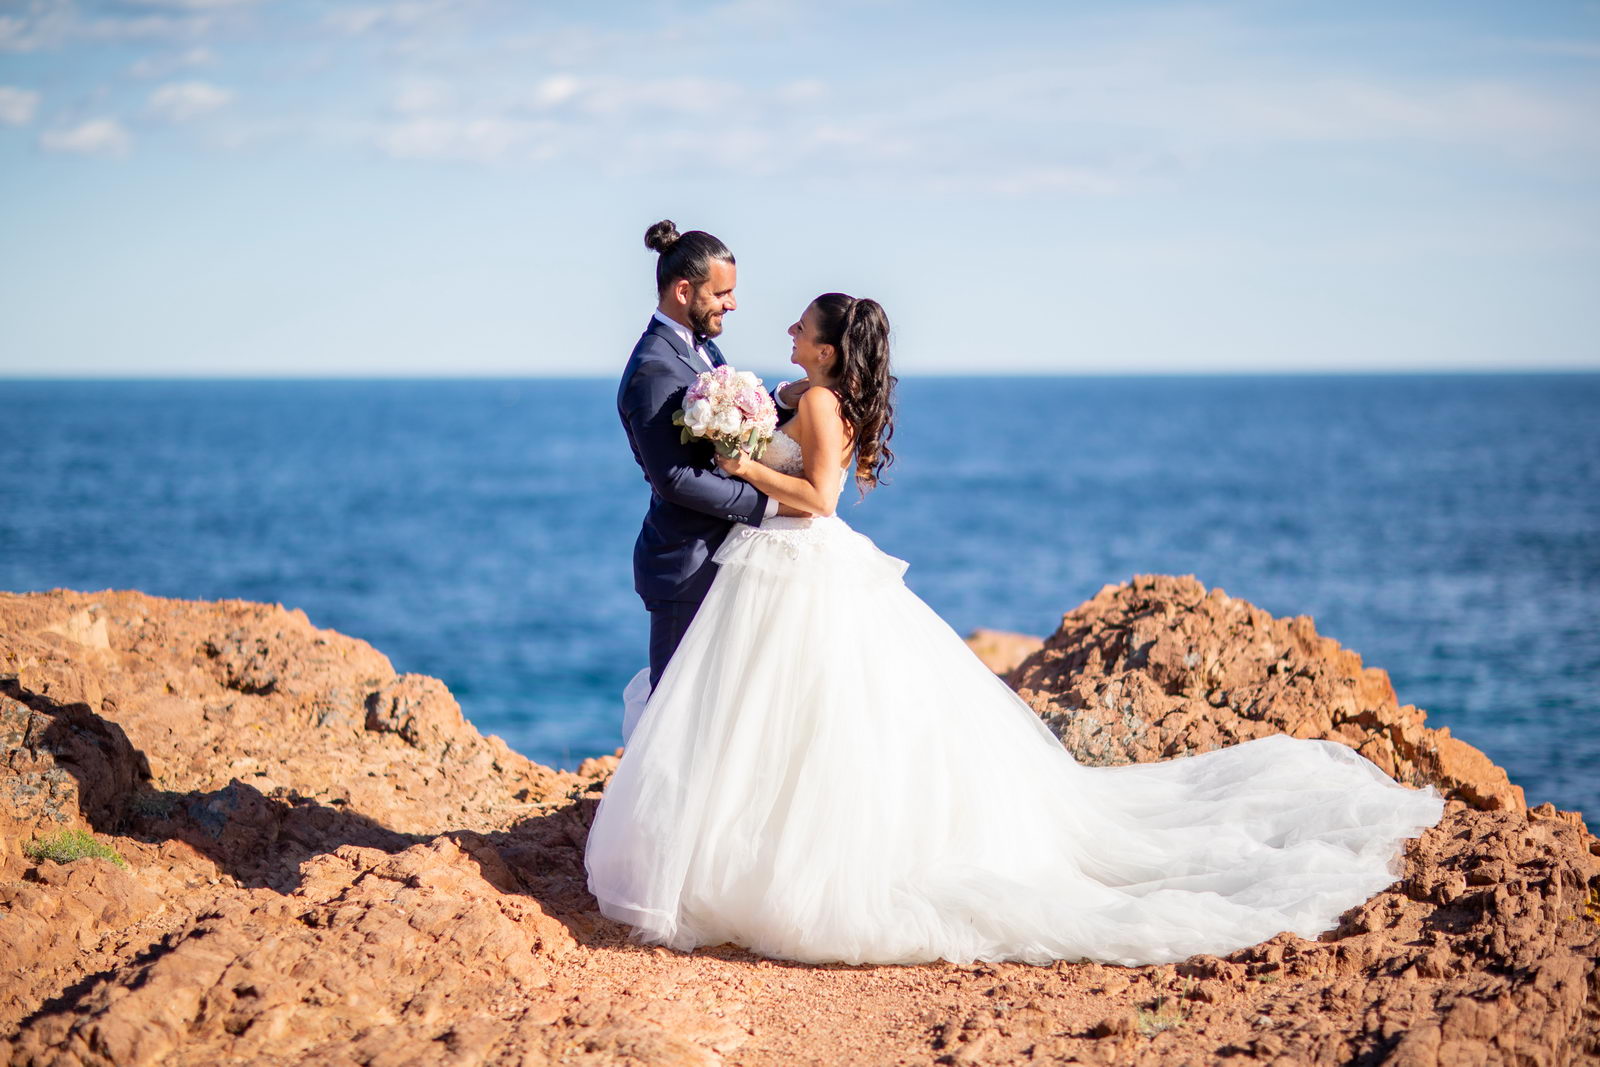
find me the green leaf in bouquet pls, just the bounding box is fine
[672,410,685,426]
[679,427,693,445]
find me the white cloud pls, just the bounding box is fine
[0,0,240,51]
[871,52,1600,183]
[9,3,1598,191]
[0,9,54,52]
[379,116,556,163]
[778,79,826,105]
[0,86,41,126]
[1165,78,1599,150]
[0,15,24,47]
[390,77,455,115]
[984,165,1125,197]
[123,0,263,8]
[570,76,735,117]
[95,16,213,44]
[324,7,385,35]
[148,80,233,121]
[324,1,451,35]
[130,44,217,78]
[38,117,132,156]
[708,0,801,29]
[530,75,580,108]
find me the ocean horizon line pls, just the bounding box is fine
[4,367,1598,384]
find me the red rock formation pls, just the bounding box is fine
[0,590,669,1063]
[2,582,1596,1066]
[1008,575,1525,812]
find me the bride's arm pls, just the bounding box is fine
[716,388,848,518]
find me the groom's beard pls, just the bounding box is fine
[688,303,725,340]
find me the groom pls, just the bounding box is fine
[617,220,808,692]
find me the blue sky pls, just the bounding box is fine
[1,0,1597,377]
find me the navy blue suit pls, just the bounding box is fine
[618,315,796,686]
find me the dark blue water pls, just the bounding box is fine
[2,376,1595,830]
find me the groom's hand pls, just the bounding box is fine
[777,378,812,407]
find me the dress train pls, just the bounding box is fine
[586,437,1445,966]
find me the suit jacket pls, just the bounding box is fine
[618,315,797,604]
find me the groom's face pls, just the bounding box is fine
[687,259,738,339]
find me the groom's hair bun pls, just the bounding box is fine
[645,219,735,297]
[644,219,680,254]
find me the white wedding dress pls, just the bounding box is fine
[584,429,1447,967]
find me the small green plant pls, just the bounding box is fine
[1136,995,1189,1036]
[128,790,179,819]
[24,828,127,869]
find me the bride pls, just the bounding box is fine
[584,293,1446,967]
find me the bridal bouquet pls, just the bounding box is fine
[673,365,779,459]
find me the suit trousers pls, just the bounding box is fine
[644,596,702,690]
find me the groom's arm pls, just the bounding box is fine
[623,358,771,524]
[771,379,807,427]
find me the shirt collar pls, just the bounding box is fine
[652,309,702,356]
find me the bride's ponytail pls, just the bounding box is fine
[811,293,896,491]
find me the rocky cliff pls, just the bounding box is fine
[2,578,1596,1065]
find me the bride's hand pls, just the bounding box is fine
[715,450,752,478]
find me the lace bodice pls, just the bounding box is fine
[762,429,849,491]
[762,428,804,474]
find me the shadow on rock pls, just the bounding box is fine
[7,672,618,944]
[6,680,424,891]
[120,778,427,891]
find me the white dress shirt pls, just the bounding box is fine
[652,308,793,520]
[652,309,715,371]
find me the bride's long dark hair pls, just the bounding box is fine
[810,292,896,490]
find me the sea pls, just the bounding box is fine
[2,375,1596,831]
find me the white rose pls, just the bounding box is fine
[711,408,743,437]
[685,398,714,434]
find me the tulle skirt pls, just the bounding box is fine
[583,515,1446,967]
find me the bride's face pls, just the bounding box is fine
[787,304,835,381]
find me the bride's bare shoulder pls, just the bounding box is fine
[799,384,844,418]
[796,386,851,451]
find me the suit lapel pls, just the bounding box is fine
[646,316,704,375]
